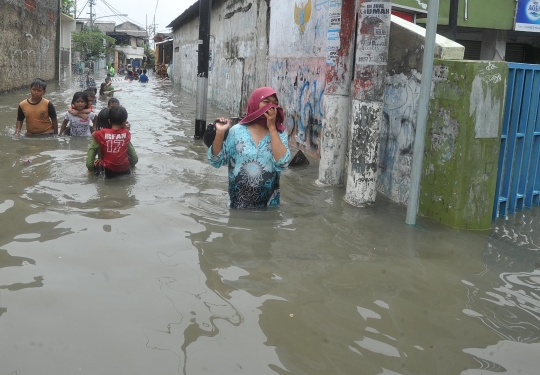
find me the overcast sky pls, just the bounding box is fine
[77,0,197,34]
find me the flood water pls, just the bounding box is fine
[1,73,540,375]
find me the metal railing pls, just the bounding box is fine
[493,63,540,218]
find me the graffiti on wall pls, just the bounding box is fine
[268,0,329,156]
[270,0,328,57]
[268,58,325,156]
[294,0,313,33]
[377,71,421,203]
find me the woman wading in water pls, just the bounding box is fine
[208,87,290,209]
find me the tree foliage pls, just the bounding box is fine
[61,0,74,15]
[72,26,117,61]
[144,44,156,68]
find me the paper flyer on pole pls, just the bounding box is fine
[326,0,342,65]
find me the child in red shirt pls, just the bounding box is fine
[86,105,138,178]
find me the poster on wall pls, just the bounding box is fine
[326,0,342,65]
[515,0,540,32]
[356,0,391,66]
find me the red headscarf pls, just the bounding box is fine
[239,87,285,132]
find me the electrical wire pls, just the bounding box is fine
[101,0,146,28]
[153,0,159,25]
[93,3,126,23]
[76,0,89,18]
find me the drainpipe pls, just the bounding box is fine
[449,0,459,41]
[317,0,356,186]
[343,0,392,206]
[405,0,440,225]
[194,0,212,139]
[56,0,61,81]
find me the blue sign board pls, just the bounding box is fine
[515,0,540,32]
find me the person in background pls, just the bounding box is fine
[14,78,58,137]
[109,64,115,77]
[207,87,290,209]
[86,72,96,92]
[139,69,149,83]
[84,89,97,107]
[95,98,120,131]
[86,105,138,178]
[99,78,121,97]
[130,67,138,81]
[86,87,98,105]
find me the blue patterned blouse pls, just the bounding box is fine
[208,124,290,209]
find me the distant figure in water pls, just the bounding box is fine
[207,87,290,209]
[14,78,58,137]
[139,69,149,83]
[86,105,138,178]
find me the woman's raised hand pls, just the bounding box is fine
[263,106,277,130]
[215,118,231,133]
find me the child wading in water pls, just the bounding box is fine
[95,98,119,131]
[14,78,58,137]
[60,92,95,136]
[86,105,138,178]
[99,78,120,98]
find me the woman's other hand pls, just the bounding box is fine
[215,118,231,133]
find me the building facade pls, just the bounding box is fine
[392,0,540,62]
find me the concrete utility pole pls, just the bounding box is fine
[89,0,95,30]
[405,0,440,225]
[318,0,356,186]
[343,0,392,206]
[194,0,211,139]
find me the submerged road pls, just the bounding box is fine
[0,73,539,374]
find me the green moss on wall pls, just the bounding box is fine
[419,59,508,230]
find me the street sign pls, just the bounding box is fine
[515,0,540,32]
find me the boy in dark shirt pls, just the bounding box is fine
[15,78,58,136]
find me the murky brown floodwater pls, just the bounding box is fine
[1,73,540,375]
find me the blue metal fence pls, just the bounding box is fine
[494,63,540,219]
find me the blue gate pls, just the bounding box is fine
[493,63,540,219]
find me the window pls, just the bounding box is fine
[456,40,481,60]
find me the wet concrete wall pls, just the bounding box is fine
[377,16,464,204]
[419,60,507,230]
[171,0,269,116]
[267,0,329,157]
[0,0,59,92]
